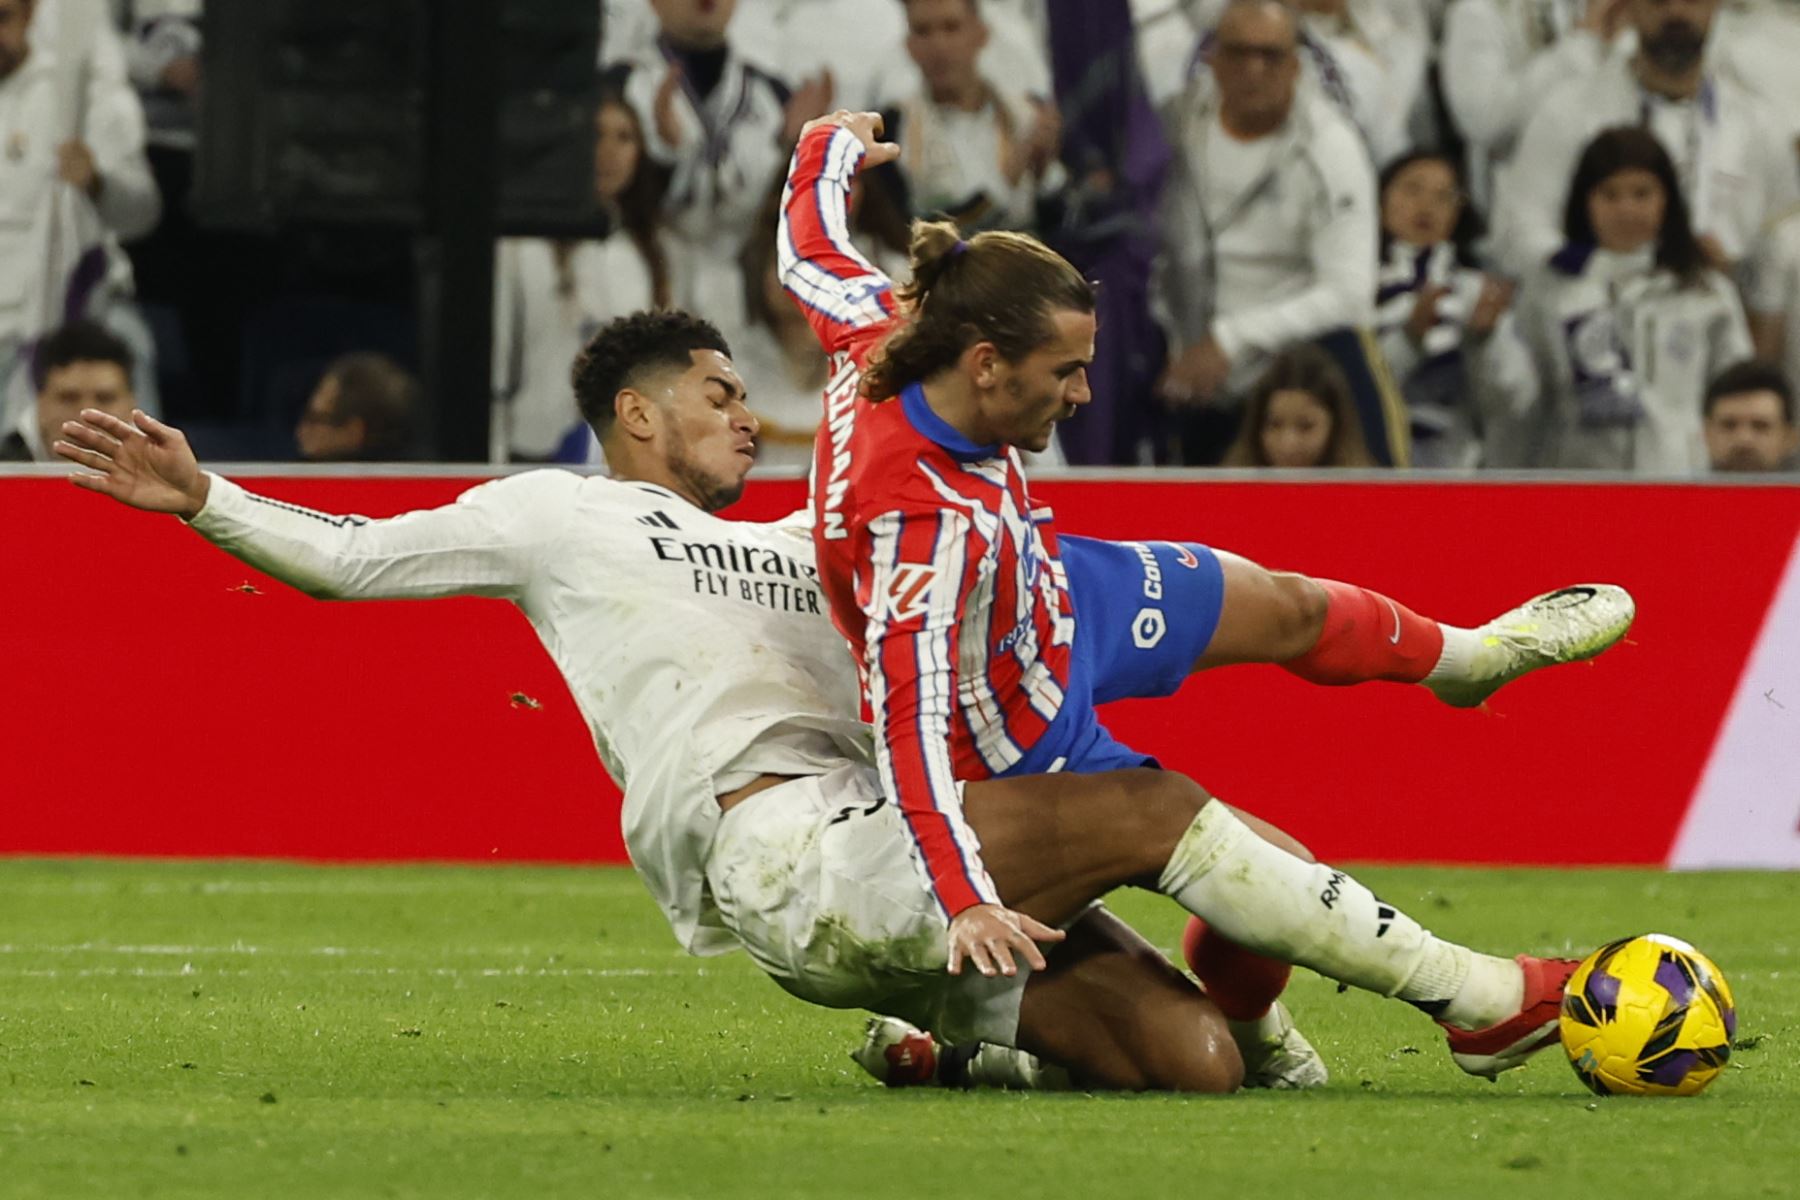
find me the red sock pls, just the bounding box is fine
[1282,579,1444,686]
[1182,917,1292,1022]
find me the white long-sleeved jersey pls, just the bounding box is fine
[188,469,873,955]
[1155,84,1377,392]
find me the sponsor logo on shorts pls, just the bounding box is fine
[1129,542,1164,600]
[1173,545,1199,570]
[1132,607,1167,649]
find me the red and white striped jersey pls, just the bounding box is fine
[781,125,1076,919]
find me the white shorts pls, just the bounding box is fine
[705,761,1030,1046]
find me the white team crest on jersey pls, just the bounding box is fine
[879,563,939,623]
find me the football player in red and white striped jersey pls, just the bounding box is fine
[783,110,1636,1084]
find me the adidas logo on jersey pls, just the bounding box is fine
[637,511,679,530]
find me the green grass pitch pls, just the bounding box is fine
[1,859,1793,1199]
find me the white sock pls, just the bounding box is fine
[1421,947,1526,1031]
[1226,1004,1289,1056]
[1423,623,1484,684]
[1156,801,1519,1026]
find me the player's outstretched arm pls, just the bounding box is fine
[57,409,559,604]
[56,408,209,518]
[777,112,902,356]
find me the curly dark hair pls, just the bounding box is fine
[571,310,733,440]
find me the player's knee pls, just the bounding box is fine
[1150,1009,1243,1094]
[1271,572,1329,658]
[1118,771,1211,872]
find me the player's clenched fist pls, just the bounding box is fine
[797,110,901,169]
[946,903,1065,978]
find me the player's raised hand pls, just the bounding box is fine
[55,408,210,519]
[946,903,1065,978]
[798,110,900,169]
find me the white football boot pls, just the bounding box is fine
[1427,584,1636,709]
[852,1017,1068,1090]
[852,1016,939,1087]
[1235,1001,1330,1090]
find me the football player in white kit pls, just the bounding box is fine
[55,311,1606,1092]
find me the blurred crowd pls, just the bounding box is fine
[2,0,1798,474]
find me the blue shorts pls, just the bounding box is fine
[1001,536,1225,777]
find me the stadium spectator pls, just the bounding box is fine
[1746,199,1800,399]
[493,90,684,463]
[610,0,830,335]
[1480,127,1753,472]
[1289,0,1430,166]
[1491,0,1799,279]
[1373,149,1516,468]
[1222,342,1376,467]
[0,318,131,462]
[1440,0,1628,211]
[294,352,418,463]
[886,0,1064,233]
[0,0,161,434]
[1154,0,1377,463]
[1136,0,1427,163]
[1702,358,1799,472]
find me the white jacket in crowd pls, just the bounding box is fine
[1479,245,1753,472]
[491,232,692,461]
[1710,0,1800,143]
[1492,51,1798,278]
[1156,80,1378,394]
[1298,0,1432,167]
[1746,206,1800,403]
[615,45,790,335]
[1439,0,1609,209]
[0,6,157,347]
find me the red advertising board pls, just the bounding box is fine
[5,471,1797,868]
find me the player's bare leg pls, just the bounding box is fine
[1190,551,1635,708]
[855,908,1259,1093]
[1012,908,1242,1092]
[959,768,1578,1081]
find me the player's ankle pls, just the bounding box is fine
[1422,624,1483,685]
[1403,945,1526,1031]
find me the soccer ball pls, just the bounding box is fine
[1559,933,1737,1096]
